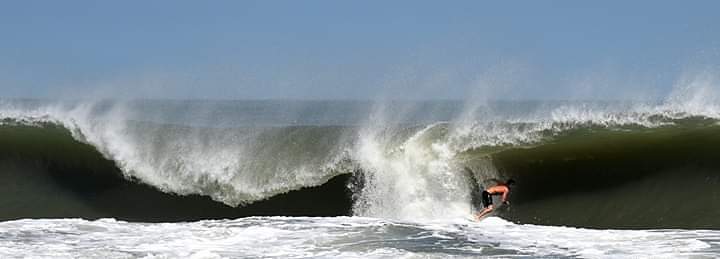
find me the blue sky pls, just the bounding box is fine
[1,1,718,100]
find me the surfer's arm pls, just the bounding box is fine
[501,191,509,204]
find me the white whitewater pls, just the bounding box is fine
[0,217,718,258]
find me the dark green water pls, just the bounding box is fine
[491,119,720,229]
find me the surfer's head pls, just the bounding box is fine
[505,179,516,186]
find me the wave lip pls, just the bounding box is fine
[0,99,357,206]
[0,120,354,221]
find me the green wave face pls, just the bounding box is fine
[486,119,720,229]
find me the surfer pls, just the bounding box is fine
[475,179,515,220]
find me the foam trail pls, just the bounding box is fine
[2,217,719,258]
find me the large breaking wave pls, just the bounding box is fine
[1,71,719,228]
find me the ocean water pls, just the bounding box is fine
[1,80,720,258]
[2,217,719,258]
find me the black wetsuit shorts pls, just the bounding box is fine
[481,190,493,207]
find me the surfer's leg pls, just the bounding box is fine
[476,190,494,219]
[476,205,494,219]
